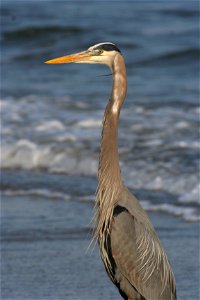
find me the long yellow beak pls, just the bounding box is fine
[44,50,91,64]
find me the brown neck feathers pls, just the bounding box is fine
[95,53,127,237]
[98,53,127,187]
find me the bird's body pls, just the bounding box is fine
[45,42,177,300]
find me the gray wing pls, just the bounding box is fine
[110,206,176,300]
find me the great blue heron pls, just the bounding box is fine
[45,42,177,300]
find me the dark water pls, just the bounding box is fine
[1,179,199,300]
[2,173,200,300]
[1,1,200,299]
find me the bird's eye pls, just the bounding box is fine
[98,49,104,55]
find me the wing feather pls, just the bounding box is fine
[110,208,176,300]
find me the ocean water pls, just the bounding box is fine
[1,1,200,299]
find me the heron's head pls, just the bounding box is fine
[45,42,122,69]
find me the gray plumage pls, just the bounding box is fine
[45,42,177,300]
[95,46,176,300]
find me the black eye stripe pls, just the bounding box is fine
[93,43,121,53]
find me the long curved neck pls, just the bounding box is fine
[98,53,127,199]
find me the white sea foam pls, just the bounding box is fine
[0,100,8,109]
[1,140,52,169]
[35,120,65,132]
[3,189,70,201]
[76,119,102,128]
[174,121,189,129]
[125,166,199,204]
[2,140,98,175]
[1,95,199,221]
[173,141,200,149]
[194,107,200,114]
[50,155,98,175]
[2,136,198,202]
[3,188,199,222]
[178,184,200,204]
[77,195,95,202]
[143,139,163,147]
[54,133,77,142]
[141,201,200,222]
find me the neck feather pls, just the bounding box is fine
[95,53,127,237]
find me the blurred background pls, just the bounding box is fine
[1,1,199,300]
